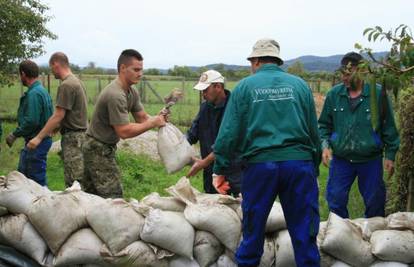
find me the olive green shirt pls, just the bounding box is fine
[56,74,88,131]
[87,78,143,145]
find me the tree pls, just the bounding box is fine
[355,25,414,212]
[145,68,162,76]
[0,0,56,85]
[287,60,306,78]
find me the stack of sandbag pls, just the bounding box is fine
[1,171,414,267]
[157,122,196,174]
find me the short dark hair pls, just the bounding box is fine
[49,52,70,67]
[341,52,363,67]
[256,56,283,66]
[117,49,143,72]
[19,60,39,78]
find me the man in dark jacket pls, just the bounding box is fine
[187,70,242,196]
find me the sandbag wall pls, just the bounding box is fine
[0,171,413,267]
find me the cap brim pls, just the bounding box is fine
[194,82,209,91]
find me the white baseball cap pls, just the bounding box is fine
[194,70,225,91]
[247,38,284,64]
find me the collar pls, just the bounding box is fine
[27,80,41,91]
[339,82,369,97]
[257,63,284,73]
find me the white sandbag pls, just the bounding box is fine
[275,229,295,267]
[0,214,48,265]
[28,190,87,254]
[141,208,194,259]
[259,235,276,267]
[317,222,336,267]
[196,193,241,212]
[0,206,7,216]
[331,261,352,266]
[54,228,109,266]
[166,176,198,205]
[141,192,185,212]
[216,254,237,267]
[193,231,224,267]
[87,198,144,254]
[184,203,241,252]
[370,230,414,263]
[387,212,414,231]
[0,171,50,214]
[321,212,374,266]
[265,202,287,233]
[101,241,169,267]
[158,123,196,174]
[350,216,387,240]
[370,261,409,266]
[169,255,200,267]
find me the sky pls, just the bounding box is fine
[36,0,414,69]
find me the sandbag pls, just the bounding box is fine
[87,198,144,254]
[331,261,352,266]
[141,208,194,259]
[193,231,224,267]
[370,261,409,266]
[28,190,87,254]
[53,228,109,266]
[321,212,374,266]
[0,244,41,267]
[350,217,387,240]
[0,214,48,265]
[275,229,295,267]
[0,171,50,214]
[259,235,276,267]
[157,123,196,174]
[184,203,241,252]
[166,176,197,205]
[216,254,237,267]
[387,212,414,231]
[317,222,336,267]
[370,230,414,263]
[265,202,287,233]
[169,255,200,267]
[101,241,168,267]
[141,192,185,212]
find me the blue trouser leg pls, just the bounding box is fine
[236,160,320,267]
[356,158,385,217]
[326,156,357,218]
[18,137,52,186]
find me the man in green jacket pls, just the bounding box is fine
[6,60,53,185]
[319,52,400,218]
[213,39,321,267]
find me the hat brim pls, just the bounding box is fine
[194,82,209,91]
[247,52,284,65]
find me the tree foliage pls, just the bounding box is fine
[356,25,414,212]
[0,0,56,85]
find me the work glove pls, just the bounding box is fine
[6,133,16,148]
[212,174,230,195]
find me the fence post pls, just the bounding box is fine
[317,79,321,93]
[47,74,51,94]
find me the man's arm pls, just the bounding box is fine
[306,88,322,175]
[186,109,201,145]
[132,110,150,123]
[26,107,66,150]
[187,152,215,177]
[113,114,166,139]
[318,92,334,167]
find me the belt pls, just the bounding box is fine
[61,128,86,135]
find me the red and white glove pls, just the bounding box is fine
[212,174,230,195]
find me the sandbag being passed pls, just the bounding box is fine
[157,123,196,174]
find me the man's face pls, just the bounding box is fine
[49,61,61,79]
[341,65,360,90]
[121,58,143,86]
[19,72,28,86]
[202,83,222,104]
[249,58,260,74]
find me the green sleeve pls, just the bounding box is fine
[13,93,42,137]
[306,88,322,175]
[381,94,400,161]
[0,119,2,140]
[318,91,334,150]
[213,86,243,175]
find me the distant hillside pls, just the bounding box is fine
[180,52,388,73]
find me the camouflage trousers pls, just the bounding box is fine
[82,135,123,198]
[61,131,86,187]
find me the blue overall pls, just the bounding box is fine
[326,156,385,218]
[18,137,52,186]
[236,160,320,267]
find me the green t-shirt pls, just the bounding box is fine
[56,74,88,131]
[87,78,143,145]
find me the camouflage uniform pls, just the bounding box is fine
[61,131,86,187]
[82,135,123,198]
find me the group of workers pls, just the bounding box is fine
[0,38,400,267]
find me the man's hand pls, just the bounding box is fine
[159,108,171,122]
[149,115,166,128]
[322,148,332,167]
[187,157,207,177]
[27,136,42,150]
[212,174,230,195]
[384,159,395,178]
[6,133,16,148]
